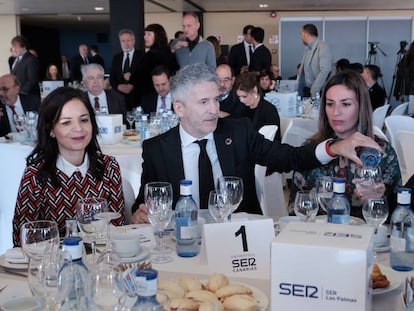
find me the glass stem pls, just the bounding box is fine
[156,230,164,254]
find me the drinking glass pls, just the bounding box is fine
[126,111,135,132]
[316,176,333,213]
[362,196,388,260]
[24,111,38,143]
[208,190,232,223]
[21,220,60,259]
[144,182,173,264]
[353,166,385,201]
[293,190,319,222]
[28,250,72,310]
[91,265,125,311]
[217,176,243,218]
[76,197,107,263]
[14,113,25,132]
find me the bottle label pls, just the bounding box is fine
[390,235,406,252]
[180,225,198,239]
[136,277,157,296]
[330,214,350,224]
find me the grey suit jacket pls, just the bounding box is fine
[298,39,333,97]
[11,52,41,98]
[132,118,321,215]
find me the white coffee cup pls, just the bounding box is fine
[111,230,141,258]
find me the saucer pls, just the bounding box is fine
[119,246,150,263]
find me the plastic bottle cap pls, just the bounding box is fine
[333,177,346,193]
[180,180,193,196]
[398,188,412,205]
[62,237,83,260]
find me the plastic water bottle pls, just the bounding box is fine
[327,177,350,224]
[296,95,303,116]
[175,180,199,257]
[60,237,91,311]
[160,112,170,134]
[390,188,414,271]
[139,114,150,141]
[313,92,321,110]
[132,269,162,310]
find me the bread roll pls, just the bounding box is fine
[158,280,185,299]
[222,294,257,311]
[179,276,203,292]
[170,298,199,311]
[215,284,252,299]
[207,273,229,292]
[199,301,225,311]
[185,289,219,303]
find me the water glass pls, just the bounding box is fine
[217,176,243,217]
[316,176,333,213]
[208,190,232,223]
[21,220,60,259]
[354,166,385,201]
[91,265,125,311]
[294,190,319,222]
[144,182,173,264]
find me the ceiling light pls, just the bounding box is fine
[259,4,269,8]
[94,7,104,11]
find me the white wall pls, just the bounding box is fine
[0,15,19,75]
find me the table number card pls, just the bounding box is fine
[200,218,274,279]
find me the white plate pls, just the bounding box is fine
[119,246,151,263]
[0,254,28,270]
[199,280,268,310]
[315,215,366,225]
[0,296,40,311]
[370,264,402,295]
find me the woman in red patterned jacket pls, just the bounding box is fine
[13,87,125,246]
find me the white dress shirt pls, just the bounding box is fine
[56,153,89,178]
[123,49,135,71]
[6,97,24,133]
[87,91,108,112]
[156,93,172,112]
[179,125,223,208]
[244,41,252,66]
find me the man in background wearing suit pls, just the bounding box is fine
[140,65,172,115]
[60,55,71,85]
[0,74,39,137]
[249,27,272,73]
[297,24,333,98]
[216,64,244,118]
[131,63,381,223]
[90,45,105,70]
[82,64,126,123]
[10,35,40,99]
[228,24,255,77]
[361,64,387,110]
[110,29,144,111]
[70,44,90,83]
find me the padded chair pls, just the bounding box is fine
[255,125,287,218]
[121,169,141,224]
[394,130,414,185]
[372,104,389,130]
[373,125,388,142]
[390,102,408,116]
[384,116,414,150]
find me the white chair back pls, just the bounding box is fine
[394,130,414,185]
[281,118,319,147]
[372,104,389,129]
[384,115,414,149]
[255,125,287,217]
[373,125,388,142]
[121,169,141,224]
[390,102,408,116]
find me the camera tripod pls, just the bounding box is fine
[389,40,408,102]
[366,42,387,97]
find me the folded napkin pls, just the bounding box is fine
[5,247,28,264]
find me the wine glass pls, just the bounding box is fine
[208,190,232,223]
[353,166,385,201]
[126,111,135,132]
[14,113,25,132]
[293,190,319,222]
[362,196,389,260]
[217,176,243,218]
[144,182,173,264]
[91,265,125,311]
[316,176,333,213]
[28,250,72,310]
[21,220,60,259]
[24,111,38,143]
[76,197,107,263]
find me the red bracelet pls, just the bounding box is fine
[325,140,336,157]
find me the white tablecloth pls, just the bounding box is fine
[0,141,142,254]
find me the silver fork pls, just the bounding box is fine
[0,284,7,293]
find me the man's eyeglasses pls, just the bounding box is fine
[219,78,232,83]
[86,75,104,81]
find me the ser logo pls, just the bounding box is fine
[99,127,108,134]
[279,283,319,299]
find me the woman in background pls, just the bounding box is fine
[45,64,62,81]
[290,70,401,219]
[13,87,124,246]
[206,35,227,66]
[234,71,281,142]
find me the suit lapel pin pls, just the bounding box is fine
[225,138,232,145]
